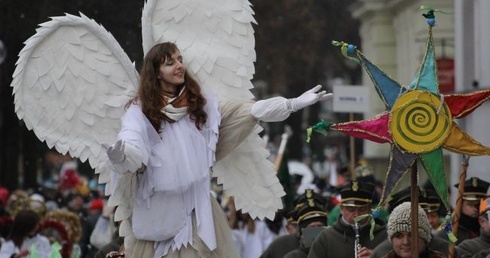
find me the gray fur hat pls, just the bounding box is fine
[387,202,432,243]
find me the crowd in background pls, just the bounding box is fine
[1,151,490,258]
[0,159,122,258]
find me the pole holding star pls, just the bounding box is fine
[308,7,490,249]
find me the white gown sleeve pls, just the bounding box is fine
[0,241,16,258]
[107,143,145,175]
[107,104,153,175]
[33,235,53,258]
[250,97,294,122]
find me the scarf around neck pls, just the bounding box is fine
[161,86,189,122]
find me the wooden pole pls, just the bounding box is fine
[411,162,419,258]
[274,126,292,173]
[448,155,470,258]
[349,112,356,180]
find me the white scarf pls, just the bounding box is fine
[161,87,188,121]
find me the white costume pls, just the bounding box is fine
[0,234,52,258]
[10,0,332,257]
[232,220,276,258]
[109,92,304,257]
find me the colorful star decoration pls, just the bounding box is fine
[309,11,490,217]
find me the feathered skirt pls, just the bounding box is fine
[128,197,239,258]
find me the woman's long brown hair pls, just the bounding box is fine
[9,210,41,248]
[130,42,207,132]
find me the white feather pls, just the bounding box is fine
[142,0,256,101]
[14,1,285,251]
[213,125,285,220]
[11,13,138,168]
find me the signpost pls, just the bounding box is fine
[333,85,370,113]
[333,85,370,178]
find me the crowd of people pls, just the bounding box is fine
[2,157,490,258]
[259,175,490,258]
[0,160,124,258]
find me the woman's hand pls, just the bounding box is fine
[14,249,29,258]
[104,140,126,163]
[290,85,333,111]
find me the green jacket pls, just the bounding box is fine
[457,230,490,258]
[284,242,309,258]
[260,234,299,258]
[307,217,387,258]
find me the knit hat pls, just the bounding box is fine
[89,199,104,212]
[387,202,432,243]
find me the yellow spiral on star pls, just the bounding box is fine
[390,90,452,154]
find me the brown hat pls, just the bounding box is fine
[455,177,490,201]
[339,181,374,207]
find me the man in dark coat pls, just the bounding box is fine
[456,197,490,257]
[260,189,325,258]
[259,207,299,258]
[283,190,328,258]
[307,181,387,258]
[436,177,490,244]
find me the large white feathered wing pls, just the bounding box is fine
[11,13,138,187]
[142,0,255,101]
[142,0,285,220]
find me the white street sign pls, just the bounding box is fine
[332,85,370,113]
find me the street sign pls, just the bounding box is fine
[332,85,370,113]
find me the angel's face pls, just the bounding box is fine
[158,51,185,93]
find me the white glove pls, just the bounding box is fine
[102,204,115,219]
[103,139,126,163]
[289,85,333,112]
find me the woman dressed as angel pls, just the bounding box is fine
[103,42,332,258]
